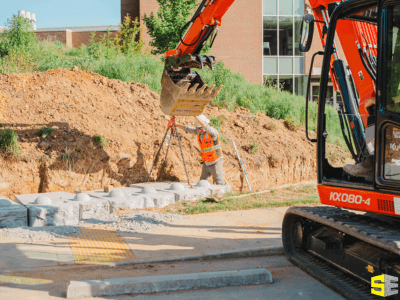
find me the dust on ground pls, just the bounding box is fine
[0,67,352,198]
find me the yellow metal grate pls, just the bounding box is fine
[68,227,135,264]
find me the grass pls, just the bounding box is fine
[37,126,53,138]
[94,134,108,148]
[250,141,260,154]
[159,183,320,215]
[210,115,229,144]
[0,128,20,157]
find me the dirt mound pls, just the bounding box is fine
[0,68,349,198]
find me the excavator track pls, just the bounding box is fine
[282,206,400,300]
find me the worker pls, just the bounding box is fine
[175,115,225,185]
[343,97,376,181]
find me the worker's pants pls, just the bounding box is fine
[200,159,225,185]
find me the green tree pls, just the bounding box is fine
[115,16,144,55]
[143,0,209,55]
[0,14,37,57]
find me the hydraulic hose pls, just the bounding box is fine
[357,43,376,81]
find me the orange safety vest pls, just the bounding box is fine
[198,132,223,163]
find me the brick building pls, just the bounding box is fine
[35,26,119,48]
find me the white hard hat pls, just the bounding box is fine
[195,114,210,127]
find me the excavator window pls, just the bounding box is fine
[386,4,400,114]
[383,125,400,180]
[381,4,400,183]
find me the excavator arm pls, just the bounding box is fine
[160,0,235,117]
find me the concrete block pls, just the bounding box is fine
[16,191,111,226]
[66,268,272,298]
[15,192,76,206]
[109,186,175,212]
[27,199,79,227]
[196,180,232,195]
[104,185,113,193]
[73,193,110,220]
[156,182,210,202]
[0,197,27,228]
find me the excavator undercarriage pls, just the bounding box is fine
[283,206,400,299]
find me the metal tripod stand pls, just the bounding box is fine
[145,117,193,188]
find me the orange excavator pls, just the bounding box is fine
[283,0,400,299]
[160,0,400,298]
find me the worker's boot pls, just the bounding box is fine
[343,157,374,181]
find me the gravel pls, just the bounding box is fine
[83,210,186,233]
[0,225,82,241]
[0,211,185,241]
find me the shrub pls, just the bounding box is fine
[250,142,260,154]
[0,128,20,157]
[37,126,54,138]
[94,134,108,148]
[0,15,37,57]
[284,118,297,131]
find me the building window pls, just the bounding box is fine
[263,0,277,15]
[263,57,278,74]
[262,0,305,95]
[263,17,278,55]
[294,0,304,15]
[279,0,293,15]
[279,57,293,74]
[279,17,293,55]
[279,76,294,93]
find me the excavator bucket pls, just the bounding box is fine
[160,69,223,116]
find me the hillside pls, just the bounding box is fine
[0,67,351,198]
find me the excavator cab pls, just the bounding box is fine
[300,0,398,213]
[282,2,400,297]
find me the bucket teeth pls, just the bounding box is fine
[160,69,224,116]
[206,84,216,96]
[188,83,199,94]
[212,85,224,97]
[196,84,208,96]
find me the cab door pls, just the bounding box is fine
[376,1,400,190]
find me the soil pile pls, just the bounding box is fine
[0,68,350,198]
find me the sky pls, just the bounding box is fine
[0,0,121,29]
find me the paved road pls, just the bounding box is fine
[0,256,345,300]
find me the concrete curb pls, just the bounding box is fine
[111,247,285,266]
[66,268,273,298]
[1,247,284,272]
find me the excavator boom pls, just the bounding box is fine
[160,0,235,116]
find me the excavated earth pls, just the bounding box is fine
[0,67,351,199]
